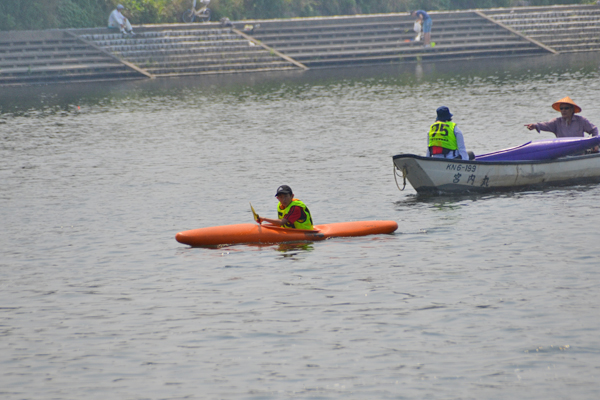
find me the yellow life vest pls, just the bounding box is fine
[277,199,314,230]
[428,121,458,151]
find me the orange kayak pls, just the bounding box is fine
[175,220,398,247]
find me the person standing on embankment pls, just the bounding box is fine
[411,10,432,48]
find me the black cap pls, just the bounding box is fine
[275,185,293,196]
[436,106,453,121]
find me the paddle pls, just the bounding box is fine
[249,202,321,232]
[250,202,261,224]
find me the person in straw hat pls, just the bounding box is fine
[525,96,598,139]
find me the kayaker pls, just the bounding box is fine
[525,96,598,138]
[426,106,469,160]
[256,185,314,230]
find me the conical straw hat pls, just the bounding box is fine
[552,96,582,113]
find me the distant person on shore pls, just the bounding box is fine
[426,106,469,160]
[255,185,314,230]
[108,4,135,36]
[525,96,598,138]
[411,10,432,47]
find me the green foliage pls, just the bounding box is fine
[112,0,171,23]
[0,0,595,31]
[206,0,246,21]
[57,0,107,28]
[0,0,60,31]
[243,0,286,19]
[0,4,18,31]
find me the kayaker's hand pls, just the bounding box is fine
[525,123,536,131]
[256,216,262,224]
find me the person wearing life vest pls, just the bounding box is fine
[426,106,469,160]
[256,185,314,230]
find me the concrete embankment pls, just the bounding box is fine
[1,4,599,86]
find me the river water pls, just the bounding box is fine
[2,53,600,399]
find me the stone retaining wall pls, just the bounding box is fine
[1,4,599,86]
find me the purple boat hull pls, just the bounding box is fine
[475,137,600,162]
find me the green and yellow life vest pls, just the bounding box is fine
[428,121,458,151]
[277,199,314,230]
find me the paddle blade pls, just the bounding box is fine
[250,202,259,222]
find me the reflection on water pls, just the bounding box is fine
[2,52,600,400]
[275,242,316,253]
[1,52,599,116]
[202,241,316,253]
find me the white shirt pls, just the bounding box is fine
[425,124,469,160]
[108,9,126,27]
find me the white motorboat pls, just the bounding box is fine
[393,153,600,194]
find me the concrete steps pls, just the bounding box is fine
[291,42,540,67]
[242,11,548,68]
[0,30,143,85]
[2,5,598,86]
[79,26,301,77]
[484,5,600,53]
